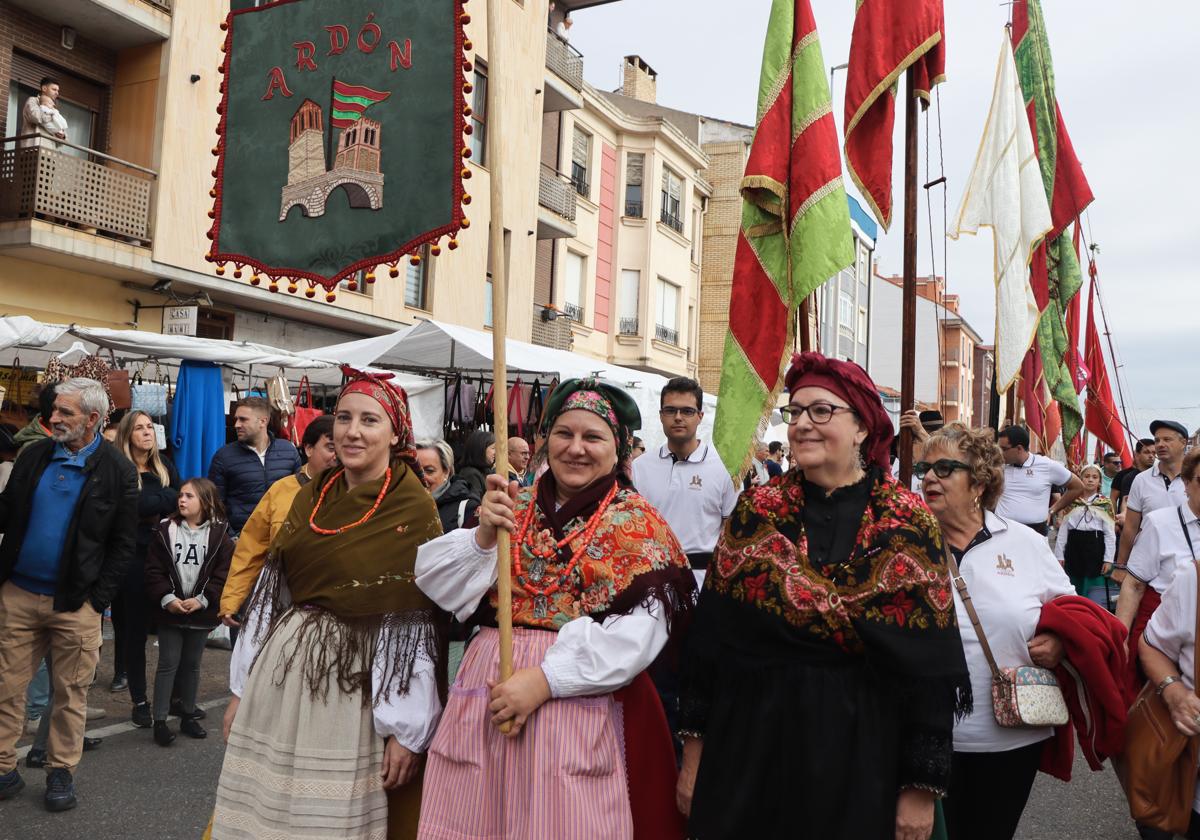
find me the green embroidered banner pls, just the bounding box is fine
[209,0,469,296]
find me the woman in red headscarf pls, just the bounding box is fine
[676,353,971,840]
[211,369,446,840]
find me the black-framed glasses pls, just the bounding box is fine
[659,407,699,418]
[780,402,855,425]
[913,459,973,479]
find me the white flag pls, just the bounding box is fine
[950,31,1052,393]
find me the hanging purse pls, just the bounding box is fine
[103,349,132,411]
[291,376,324,444]
[1118,544,1200,835]
[946,547,1069,728]
[131,361,169,417]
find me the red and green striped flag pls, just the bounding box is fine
[1013,0,1094,449]
[330,80,391,129]
[712,0,853,480]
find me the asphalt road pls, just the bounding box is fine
[0,622,1156,840]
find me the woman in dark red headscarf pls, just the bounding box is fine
[212,368,446,840]
[677,352,971,840]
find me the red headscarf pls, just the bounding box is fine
[783,352,894,471]
[337,366,417,468]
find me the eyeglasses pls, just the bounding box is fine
[913,458,973,479]
[779,402,855,425]
[659,407,699,418]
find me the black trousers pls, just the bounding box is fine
[944,741,1044,840]
[114,557,152,703]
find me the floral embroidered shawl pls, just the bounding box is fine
[480,472,695,632]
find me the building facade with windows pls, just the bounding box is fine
[0,0,611,352]
[815,196,876,367]
[533,55,709,378]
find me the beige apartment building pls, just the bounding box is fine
[533,56,710,378]
[0,0,613,352]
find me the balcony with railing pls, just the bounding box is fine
[563,302,585,323]
[544,30,584,111]
[8,0,171,47]
[536,164,577,239]
[655,324,679,345]
[618,317,639,336]
[0,136,157,244]
[659,207,683,234]
[624,200,643,219]
[141,0,172,10]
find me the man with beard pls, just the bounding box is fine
[0,378,137,812]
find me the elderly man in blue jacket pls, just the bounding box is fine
[206,397,301,536]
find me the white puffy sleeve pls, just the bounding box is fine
[1128,519,1164,586]
[229,577,290,697]
[414,526,498,622]
[1103,515,1117,565]
[540,602,668,698]
[371,621,442,752]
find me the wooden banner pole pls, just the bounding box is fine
[484,0,514,720]
[898,66,919,487]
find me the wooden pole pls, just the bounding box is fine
[798,297,813,352]
[484,0,514,715]
[898,66,919,485]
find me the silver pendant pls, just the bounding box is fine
[529,558,547,583]
[534,594,549,618]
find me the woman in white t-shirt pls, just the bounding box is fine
[916,424,1074,840]
[1140,556,1200,839]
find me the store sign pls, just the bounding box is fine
[207,0,470,294]
[163,305,199,336]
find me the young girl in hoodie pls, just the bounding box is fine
[144,478,234,746]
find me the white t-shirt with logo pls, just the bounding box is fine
[632,441,738,558]
[1143,560,1200,812]
[995,454,1073,526]
[1128,504,1200,594]
[951,512,1075,753]
[1126,462,1187,516]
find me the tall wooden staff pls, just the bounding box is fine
[484,0,515,720]
[898,66,919,485]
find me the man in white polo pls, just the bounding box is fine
[632,377,738,584]
[632,377,737,759]
[995,425,1085,536]
[1114,419,1190,582]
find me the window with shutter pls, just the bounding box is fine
[624,153,644,217]
[660,168,683,232]
[570,127,590,198]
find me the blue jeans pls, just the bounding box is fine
[25,658,50,719]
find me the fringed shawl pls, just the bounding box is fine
[248,460,445,706]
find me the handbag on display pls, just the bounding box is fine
[946,548,1069,728]
[267,371,296,416]
[0,357,31,427]
[103,350,132,411]
[1117,557,1200,835]
[131,362,170,417]
[290,376,323,445]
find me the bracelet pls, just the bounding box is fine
[676,729,704,740]
[899,783,946,800]
[1157,675,1181,695]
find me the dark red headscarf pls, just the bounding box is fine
[337,365,417,468]
[783,352,894,471]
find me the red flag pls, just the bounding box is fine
[1020,349,1050,450]
[1084,278,1132,467]
[844,0,945,230]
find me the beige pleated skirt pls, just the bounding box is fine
[211,609,422,840]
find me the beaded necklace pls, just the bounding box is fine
[308,467,392,536]
[511,480,619,597]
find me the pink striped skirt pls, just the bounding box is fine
[417,626,632,840]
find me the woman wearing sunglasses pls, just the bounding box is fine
[917,425,1125,840]
[677,353,971,840]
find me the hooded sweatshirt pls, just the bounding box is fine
[164,520,212,609]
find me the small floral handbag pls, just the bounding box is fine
[946,549,1069,728]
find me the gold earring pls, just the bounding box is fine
[973,496,981,510]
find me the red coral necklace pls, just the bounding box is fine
[308,467,391,535]
[511,480,619,597]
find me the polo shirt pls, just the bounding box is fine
[1112,466,1141,507]
[951,512,1075,754]
[12,434,102,595]
[631,441,738,556]
[1142,561,1200,812]
[1126,462,1187,516]
[1127,504,1200,594]
[995,454,1073,527]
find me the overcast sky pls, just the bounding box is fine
[570,1,1200,436]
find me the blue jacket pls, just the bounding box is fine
[207,436,301,533]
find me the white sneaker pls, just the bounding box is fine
[86,706,107,721]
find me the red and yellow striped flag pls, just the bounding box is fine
[712,0,853,480]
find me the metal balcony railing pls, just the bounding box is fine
[570,162,589,199]
[655,324,679,345]
[545,30,584,91]
[624,200,643,218]
[618,317,639,336]
[538,164,576,222]
[0,136,156,242]
[660,207,683,234]
[563,302,584,322]
[141,0,172,10]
